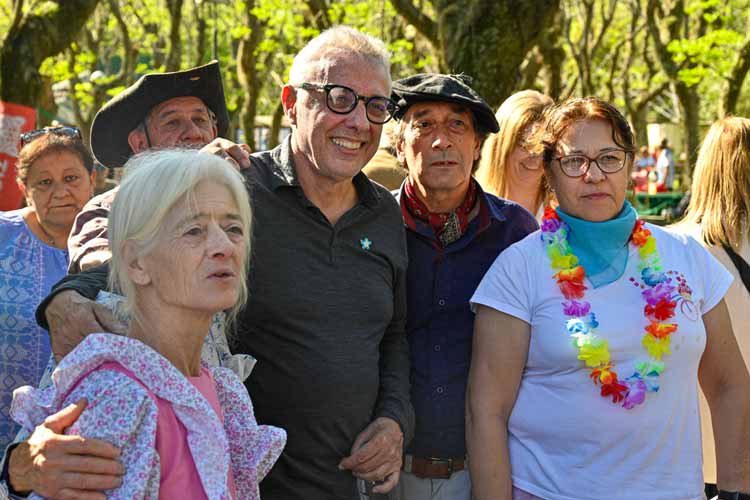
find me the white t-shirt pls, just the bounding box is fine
[674,221,750,483]
[470,223,732,500]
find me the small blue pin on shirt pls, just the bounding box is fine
[360,237,372,250]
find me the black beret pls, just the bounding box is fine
[90,61,229,168]
[391,73,499,134]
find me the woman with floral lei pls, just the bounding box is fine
[466,97,750,500]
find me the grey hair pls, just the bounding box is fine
[108,149,252,325]
[288,26,391,86]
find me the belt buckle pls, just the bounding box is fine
[427,456,453,479]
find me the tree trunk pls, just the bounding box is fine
[237,0,265,151]
[269,103,284,150]
[722,38,750,116]
[0,0,101,107]
[193,0,208,67]
[165,0,184,71]
[391,0,560,108]
[675,82,700,171]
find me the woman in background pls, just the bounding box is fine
[675,116,750,497]
[475,90,553,218]
[0,127,95,449]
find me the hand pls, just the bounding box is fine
[199,138,252,170]
[8,399,124,499]
[338,417,403,494]
[46,290,127,361]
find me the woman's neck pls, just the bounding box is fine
[505,182,542,216]
[22,207,70,249]
[128,298,212,377]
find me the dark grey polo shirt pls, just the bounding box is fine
[234,137,413,500]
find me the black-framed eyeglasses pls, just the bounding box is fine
[295,83,398,124]
[20,126,82,148]
[553,150,632,178]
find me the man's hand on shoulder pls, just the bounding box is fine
[9,399,123,499]
[46,290,126,361]
[338,417,403,494]
[199,138,252,170]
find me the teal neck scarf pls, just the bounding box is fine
[556,201,638,288]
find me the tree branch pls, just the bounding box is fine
[389,0,438,45]
[107,0,133,85]
[723,37,750,115]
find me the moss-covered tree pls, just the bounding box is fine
[1,0,100,107]
[389,0,560,107]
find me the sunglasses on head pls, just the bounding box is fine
[20,126,82,148]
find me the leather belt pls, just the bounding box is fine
[403,454,467,479]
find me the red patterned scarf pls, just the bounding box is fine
[403,178,478,246]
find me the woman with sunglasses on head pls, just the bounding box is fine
[475,90,554,219]
[0,127,95,448]
[467,98,750,500]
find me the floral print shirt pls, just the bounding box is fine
[10,333,286,500]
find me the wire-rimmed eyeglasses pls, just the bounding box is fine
[295,83,398,124]
[553,150,632,178]
[20,126,82,148]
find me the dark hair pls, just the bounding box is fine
[16,133,95,186]
[538,97,635,169]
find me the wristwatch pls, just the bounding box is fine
[718,490,750,500]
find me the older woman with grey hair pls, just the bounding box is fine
[10,149,285,499]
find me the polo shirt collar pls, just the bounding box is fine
[269,135,382,208]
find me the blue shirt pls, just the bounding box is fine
[0,210,67,450]
[397,184,538,458]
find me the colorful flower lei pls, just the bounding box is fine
[541,207,678,410]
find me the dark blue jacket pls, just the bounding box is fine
[396,183,538,458]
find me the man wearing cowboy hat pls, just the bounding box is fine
[68,60,251,274]
[389,74,537,499]
[1,61,255,499]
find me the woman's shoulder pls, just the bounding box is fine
[649,222,706,255]
[0,210,27,238]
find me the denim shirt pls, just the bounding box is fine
[396,183,538,458]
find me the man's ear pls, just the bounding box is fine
[473,136,481,161]
[395,135,407,164]
[123,241,151,286]
[281,85,298,127]
[127,128,149,154]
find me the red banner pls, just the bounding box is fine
[0,102,37,211]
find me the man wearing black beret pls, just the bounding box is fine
[390,74,538,499]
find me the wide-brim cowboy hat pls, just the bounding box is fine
[90,61,230,168]
[391,73,499,135]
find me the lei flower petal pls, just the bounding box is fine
[600,377,629,404]
[563,300,591,317]
[645,322,677,339]
[558,280,587,299]
[639,237,657,258]
[622,379,648,409]
[641,267,667,286]
[631,220,651,246]
[577,339,610,367]
[644,298,677,321]
[642,281,676,305]
[590,364,617,385]
[642,334,671,359]
[543,207,560,221]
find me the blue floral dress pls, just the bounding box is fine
[0,209,68,449]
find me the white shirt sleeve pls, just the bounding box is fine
[470,240,536,324]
